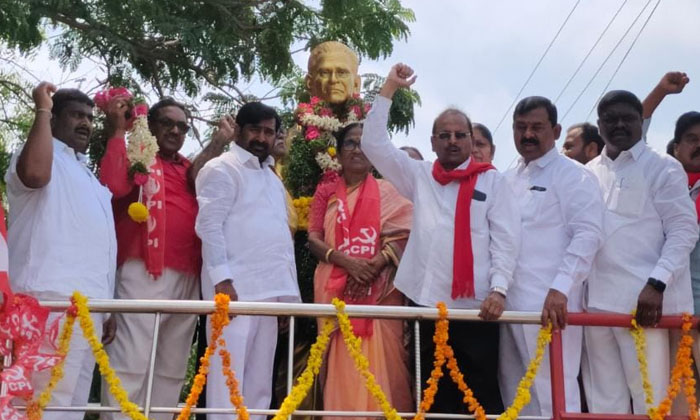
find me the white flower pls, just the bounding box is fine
[126,116,159,168]
[299,113,344,132]
[315,152,342,172]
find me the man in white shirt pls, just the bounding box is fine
[583,90,699,414]
[361,64,521,414]
[500,96,604,416]
[195,102,301,420]
[5,82,117,420]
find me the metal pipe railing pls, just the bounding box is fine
[2,299,697,420]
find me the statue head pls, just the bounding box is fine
[306,41,361,105]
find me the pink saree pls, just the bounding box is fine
[309,178,414,419]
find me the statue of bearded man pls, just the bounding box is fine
[305,41,361,105]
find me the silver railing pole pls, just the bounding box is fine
[143,312,162,418]
[414,319,421,411]
[286,315,295,420]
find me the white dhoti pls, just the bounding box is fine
[101,259,199,420]
[28,293,103,420]
[499,323,582,416]
[206,304,278,420]
[582,311,669,414]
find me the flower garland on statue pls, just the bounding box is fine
[94,87,157,223]
[294,95,369,172]
[631,313,698,420]
[292,196,313,231]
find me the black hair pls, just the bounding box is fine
[472,122,496,155]
[148,97,190,125]
[666,138,676,156]
[334,122,362,152]
[597,90,643,117]
[432,108,473,134]
[399,146,424,160]
[51,89,94,116]
[673,111,700,144]
[568,122,604,153]
[513,96,557,126]
[235,102,281,132]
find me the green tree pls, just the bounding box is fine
[0,0,415,98]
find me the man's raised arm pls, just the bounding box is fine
[361,63,420,199]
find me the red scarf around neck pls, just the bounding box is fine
[326,175,381,337]
[142,157,166,278]
[432,159,495,299]
[688,172,700,222]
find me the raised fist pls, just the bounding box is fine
[32,82,57,110]
[657,71,689,95]
[105,96,133,132]
[386,63,417,89]
[211,114,237,146]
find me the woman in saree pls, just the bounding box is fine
[307,123,414,419]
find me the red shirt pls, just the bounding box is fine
[99,137,201,276]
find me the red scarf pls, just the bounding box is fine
[432,159,495,299]
[326,175,381,337]
[142,157,166,278]
[688,172,700,223]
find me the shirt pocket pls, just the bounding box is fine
[607,177,646,217]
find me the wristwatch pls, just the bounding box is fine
[490,286,507,298]
[646,277,666,293]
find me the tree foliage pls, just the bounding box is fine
[0,0,415,97]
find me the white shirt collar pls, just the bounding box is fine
[230,142,275,169]
[601,139,646,163]
[517,146,558,171]
[53,138,88,164]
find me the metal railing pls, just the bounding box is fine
[2,299,697,420]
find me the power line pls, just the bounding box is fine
[492,0,582,135]
[559,0,653,125]
[554,0,629,105]
[585,0,662,120]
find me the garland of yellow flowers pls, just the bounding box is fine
[25,308,77,420]
[414,303,448,420]
[631,313,698,420]
[331,298,403,420]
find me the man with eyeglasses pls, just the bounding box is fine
[582,90,698,414]
[195,102,301,420]
[361,64,521,415]
[499,96,603,417]
[99,97,235,420]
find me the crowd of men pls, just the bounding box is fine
[4,63,699,420]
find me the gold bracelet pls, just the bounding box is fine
[35,108,52,115]
[324,248,334,263]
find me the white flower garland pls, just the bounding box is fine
[315,151,342,172]
[126,116,159,168]
[299,111,362,132]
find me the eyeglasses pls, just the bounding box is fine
[156,118,190,133]
[435,131,471,141]
[341,139,361,151]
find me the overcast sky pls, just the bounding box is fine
[7,0,700,170]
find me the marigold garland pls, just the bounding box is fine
[631,312,698,420]
[177,293,232,420]
[331,298,402,420]
[497,325,552,420]
[26,309,76,420]
[217,337,250,420]
[414,303,448,420]
[72,292,148,420]
[271,318,334,420]
[292,196,313,231]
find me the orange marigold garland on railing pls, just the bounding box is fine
[414,302,448,420]
[631,312,697,420]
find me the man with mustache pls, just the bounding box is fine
[99,97,234,419]
[4,82,117,420]
[195,102,301,420]
[583,90,698,414]
[361,63,521,414]
[500,96,604,417]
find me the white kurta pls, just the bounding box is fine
[500,147,604,416]
[5,138,116,420]
[361,96,521,308]
[195,143,301,420]
[584,139,699,414]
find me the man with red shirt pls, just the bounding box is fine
[99,97,234,420]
